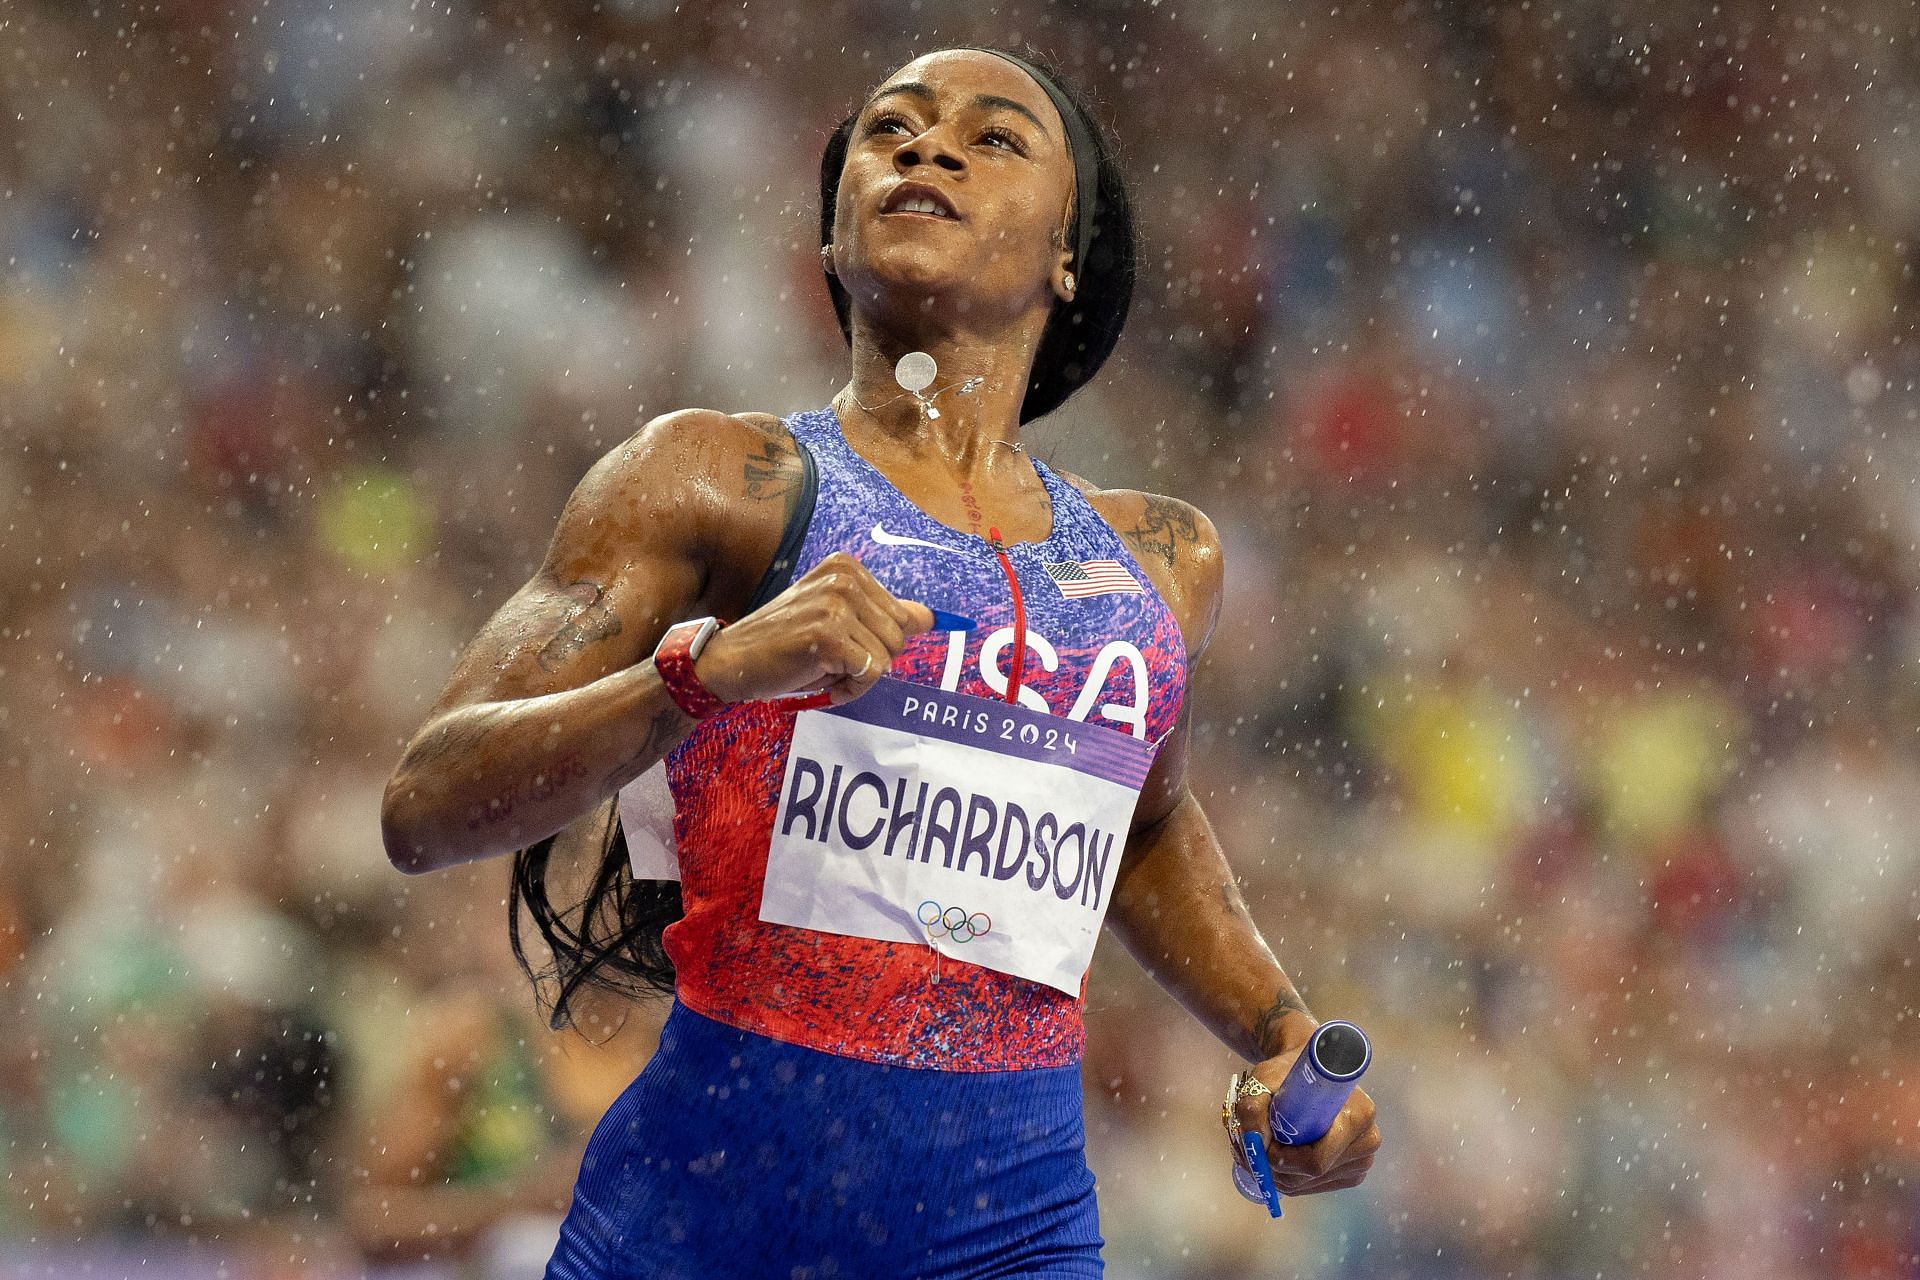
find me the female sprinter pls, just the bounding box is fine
[381,46,1381,1279]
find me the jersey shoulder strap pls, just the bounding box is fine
[744,431,818,612]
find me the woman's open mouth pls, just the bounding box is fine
[880,182,961,221]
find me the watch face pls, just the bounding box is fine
[686,616,722,660]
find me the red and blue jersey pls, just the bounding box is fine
[659,406,1188,1071]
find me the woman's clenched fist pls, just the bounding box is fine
[693,553,935,706]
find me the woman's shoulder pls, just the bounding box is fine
[1054,469,1224,659]
[591,407,807,507]
[610,407,797,468]
[576,407,808,606]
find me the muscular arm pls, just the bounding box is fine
[1089,489,1320,1063]
[1109,767,1318,1062]
[379,409,802,872]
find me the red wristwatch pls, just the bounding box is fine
[653,616,730,720]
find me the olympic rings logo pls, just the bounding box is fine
[918,900,992,944]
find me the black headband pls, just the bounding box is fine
[971,49,1099,280]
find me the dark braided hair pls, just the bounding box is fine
[509,47,1138,1030]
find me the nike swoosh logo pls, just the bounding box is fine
[870,522,965,554]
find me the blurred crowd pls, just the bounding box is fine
[2,0,1916,1276]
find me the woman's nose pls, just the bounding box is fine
[895,130,965,174]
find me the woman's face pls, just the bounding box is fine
[830,49,1077,326]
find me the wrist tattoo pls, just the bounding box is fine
[1253,988,1313,1059]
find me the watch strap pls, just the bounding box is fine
[654,618,729,720]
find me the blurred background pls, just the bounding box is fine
[2,0,1916,1276]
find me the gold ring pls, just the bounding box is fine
[1235,1075,1274,1104]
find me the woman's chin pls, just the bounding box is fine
[871,265,963,298]
[842,253,1016,326]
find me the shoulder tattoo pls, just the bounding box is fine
[1124,495,1198,571]
[742,432,801,506]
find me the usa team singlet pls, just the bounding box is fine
[545,406,1188,1280]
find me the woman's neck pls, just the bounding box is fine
[836,310,1045,468]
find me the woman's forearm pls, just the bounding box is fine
[1106,790,1319,1062]
[380,661,694,873]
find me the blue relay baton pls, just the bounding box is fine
[1269,1020,1371,1146]
[1233,1020,1372,1218]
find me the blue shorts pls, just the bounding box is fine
[544,999,1104,1279]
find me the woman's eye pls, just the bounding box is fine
[867,115,1021,154]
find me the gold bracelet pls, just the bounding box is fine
[1221,1073,1245,1141]
[1224,1070,1278,1170]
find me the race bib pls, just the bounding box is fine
[760,677,1159,995]
[616,760,680,881]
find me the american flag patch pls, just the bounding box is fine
[1043,559,1143,599]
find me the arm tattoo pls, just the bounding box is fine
[1125,495,1197,570]
[600,705,693,792]
[1214,873,1315,1057]
[409,709,572,832]
[450,705,691,835]
[742,433,801,505]
[465,754,591,832]
[534,580,623,674]
[1253,988,1314,1060]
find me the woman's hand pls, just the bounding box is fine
[1229,1022,1382,1198]
[696,552,935,706]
